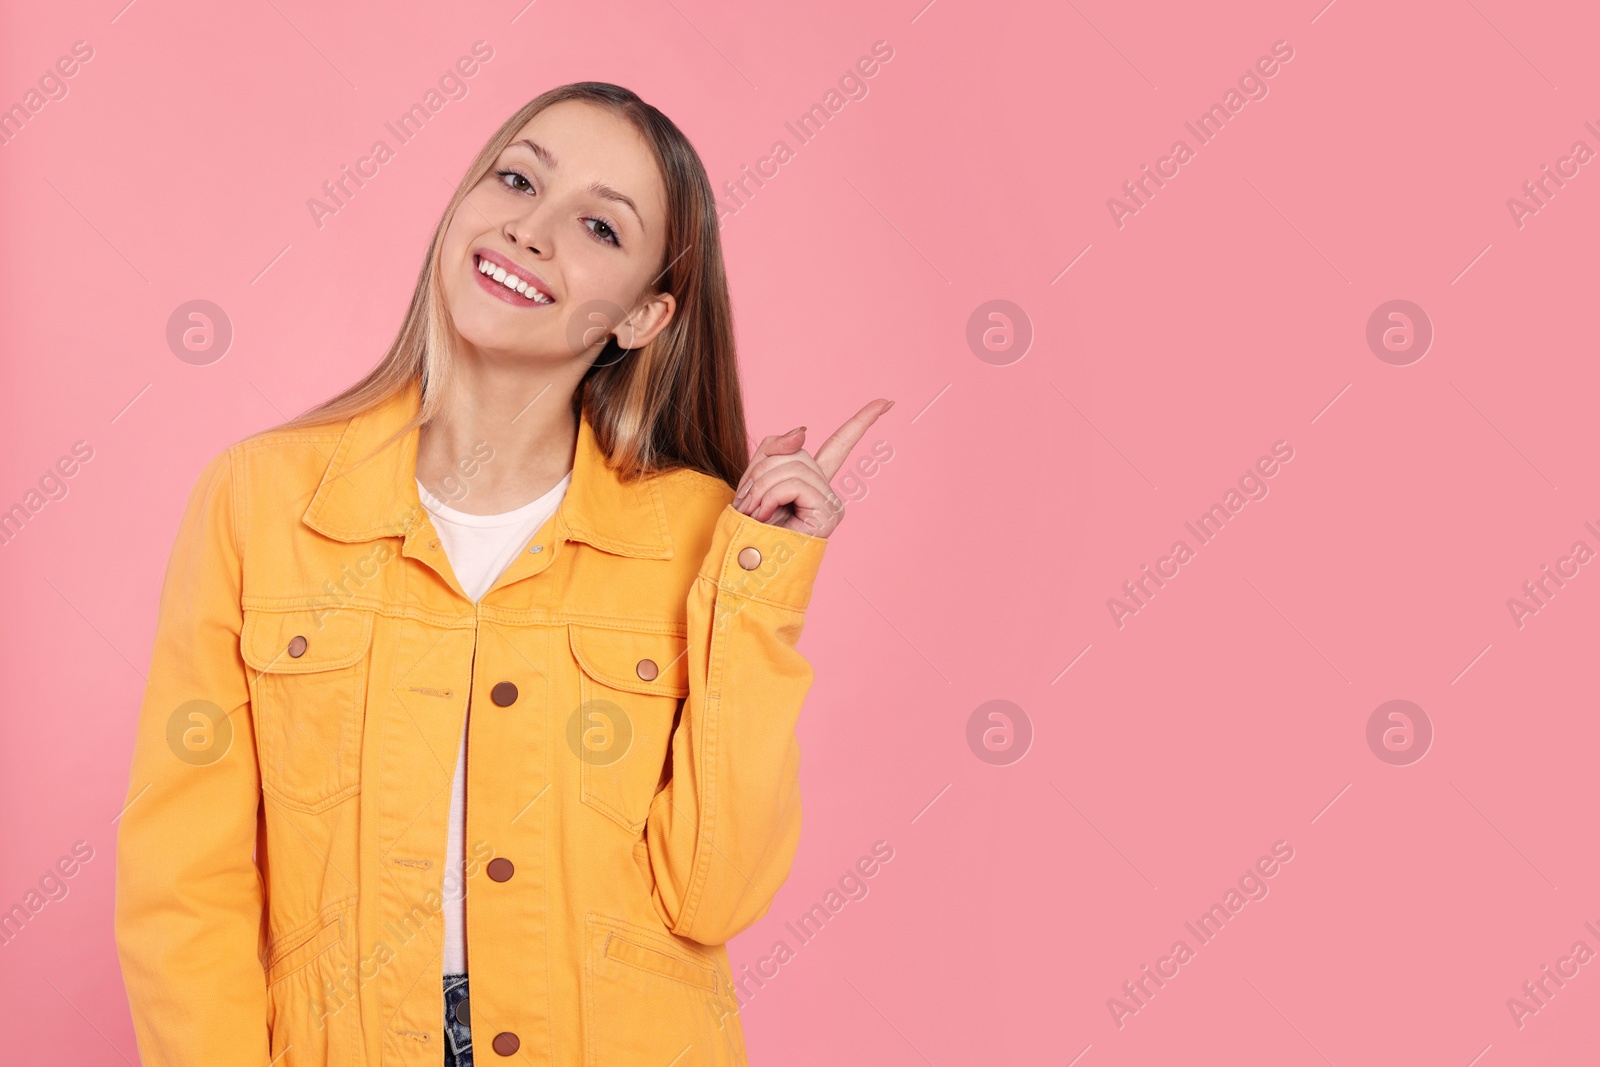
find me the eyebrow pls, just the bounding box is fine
[510,138,645,234]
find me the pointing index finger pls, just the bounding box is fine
[813,399,894,481]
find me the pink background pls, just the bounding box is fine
[4,0,1599,1063]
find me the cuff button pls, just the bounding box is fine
[737,546,762,570]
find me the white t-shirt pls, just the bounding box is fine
[415,472,572,977]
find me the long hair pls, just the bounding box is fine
[273,82,749,489]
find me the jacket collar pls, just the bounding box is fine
[302,376,674,559]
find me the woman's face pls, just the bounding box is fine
[439,99,675,366]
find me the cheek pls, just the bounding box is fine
[437,208,491,310]
[441,182,505,256]
[556,261,618,317]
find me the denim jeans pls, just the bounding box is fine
[443,972,472,1067]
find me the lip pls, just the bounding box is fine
[471,248,557,307]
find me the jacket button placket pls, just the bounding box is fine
[473,640,553,1059]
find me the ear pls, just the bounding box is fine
[616,291,677,350]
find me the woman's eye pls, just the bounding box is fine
[586,218,620,247]
[498,170,533,193]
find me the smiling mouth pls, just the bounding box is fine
[474,254,554,305]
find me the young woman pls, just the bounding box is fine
[114,81,889,1067]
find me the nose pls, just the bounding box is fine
[503,199,550,255]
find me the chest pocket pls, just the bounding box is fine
[568,624,689,834]
[241,608,375,813]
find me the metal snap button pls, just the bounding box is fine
[491,682,519,707]
[454,995,470,1026]
[737,546,762,570]
[529,544,544,553]
[287,635,308,658]
[636,658,658,681]
[487,858,515,882]
[492,1032,520,1056]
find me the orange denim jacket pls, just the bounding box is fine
[113,376,828,1066]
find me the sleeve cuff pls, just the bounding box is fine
[697,503,829,612]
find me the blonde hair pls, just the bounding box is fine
[276,82,750,488]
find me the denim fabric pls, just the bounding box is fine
[443,972,472,1067]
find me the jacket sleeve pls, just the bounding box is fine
[644,499,829,945]
[114,446,271,1065]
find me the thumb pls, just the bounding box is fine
[749,425,808,467]
[771,425,807,452]
[736,426,807,499]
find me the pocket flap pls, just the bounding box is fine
[264,912,342,984]
[242,609,374,674]
[604,930,717,991]
[569,624,689,698]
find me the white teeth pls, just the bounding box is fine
[478,256,551,302]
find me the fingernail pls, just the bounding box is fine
[787,425,805,436]
[883,400,895,412]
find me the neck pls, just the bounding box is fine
[415,348,586,515]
